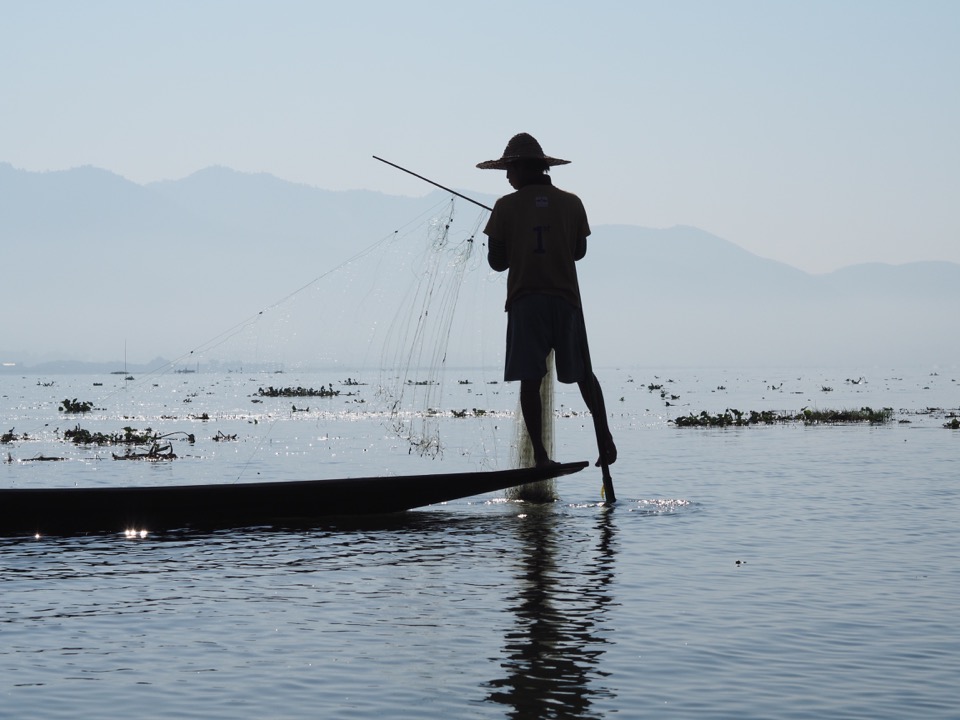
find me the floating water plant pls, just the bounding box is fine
[451,408,489,418]
[112,442,176,461]
[64,425,162,446]
[1,428,28,444]
[257,385,340,398]
[672,407,894,428]
[799,407,894,424]
[672,409,786,427]
[59,398,94,413]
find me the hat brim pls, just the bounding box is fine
[476,156,571,170]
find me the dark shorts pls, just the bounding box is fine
[504,294,587,383]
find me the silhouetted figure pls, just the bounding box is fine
[479,133,616,468]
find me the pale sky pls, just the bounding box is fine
[3,0,958,273]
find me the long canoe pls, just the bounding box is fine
[0,460,588,536]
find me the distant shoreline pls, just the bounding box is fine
[0,358,173,375]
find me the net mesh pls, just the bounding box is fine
[150,195,562,492]
[507,352,558,502]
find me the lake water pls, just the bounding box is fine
[2,366,958,719]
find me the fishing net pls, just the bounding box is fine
[374,202,486,457]
[165,197,516,463]
[506,351,558,502]
[145,194,560,490]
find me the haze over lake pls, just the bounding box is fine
[2,163,958,372]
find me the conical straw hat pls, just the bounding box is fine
[476,133,571,170]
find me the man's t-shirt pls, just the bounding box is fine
[484,182,590,311]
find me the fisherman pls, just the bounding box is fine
[479,133,616,469]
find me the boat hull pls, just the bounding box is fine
[0,461,589,536]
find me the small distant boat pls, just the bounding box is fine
[0,461,588,536]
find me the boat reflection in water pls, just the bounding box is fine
[485,505,618,718]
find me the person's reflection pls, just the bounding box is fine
[484,506,618,719]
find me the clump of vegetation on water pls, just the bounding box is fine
[112,443,176,461]
[673,409,790,427]
[64,425,163,446]
[1,428,29,444]
[59,398,95,413]
[451,408,489,418]
[799,407,894,424]
[672,406,894,428]
[257,385,340,398]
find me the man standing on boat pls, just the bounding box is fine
[479,133,616,469]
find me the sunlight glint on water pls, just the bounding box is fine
[2,366,958,718]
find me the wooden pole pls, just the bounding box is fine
[373,156,492,212]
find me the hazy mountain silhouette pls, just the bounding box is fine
[2,162,957,369]
[580,224,960,367]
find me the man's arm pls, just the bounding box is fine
[487,235,509,271]
[574,236,587,261]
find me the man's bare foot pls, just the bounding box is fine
[595,436,617,467]
[535,457,560,469]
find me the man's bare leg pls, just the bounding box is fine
[578,373,617,467]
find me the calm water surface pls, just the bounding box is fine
[2,367,958,718]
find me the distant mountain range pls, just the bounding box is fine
[2,162,958,369]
